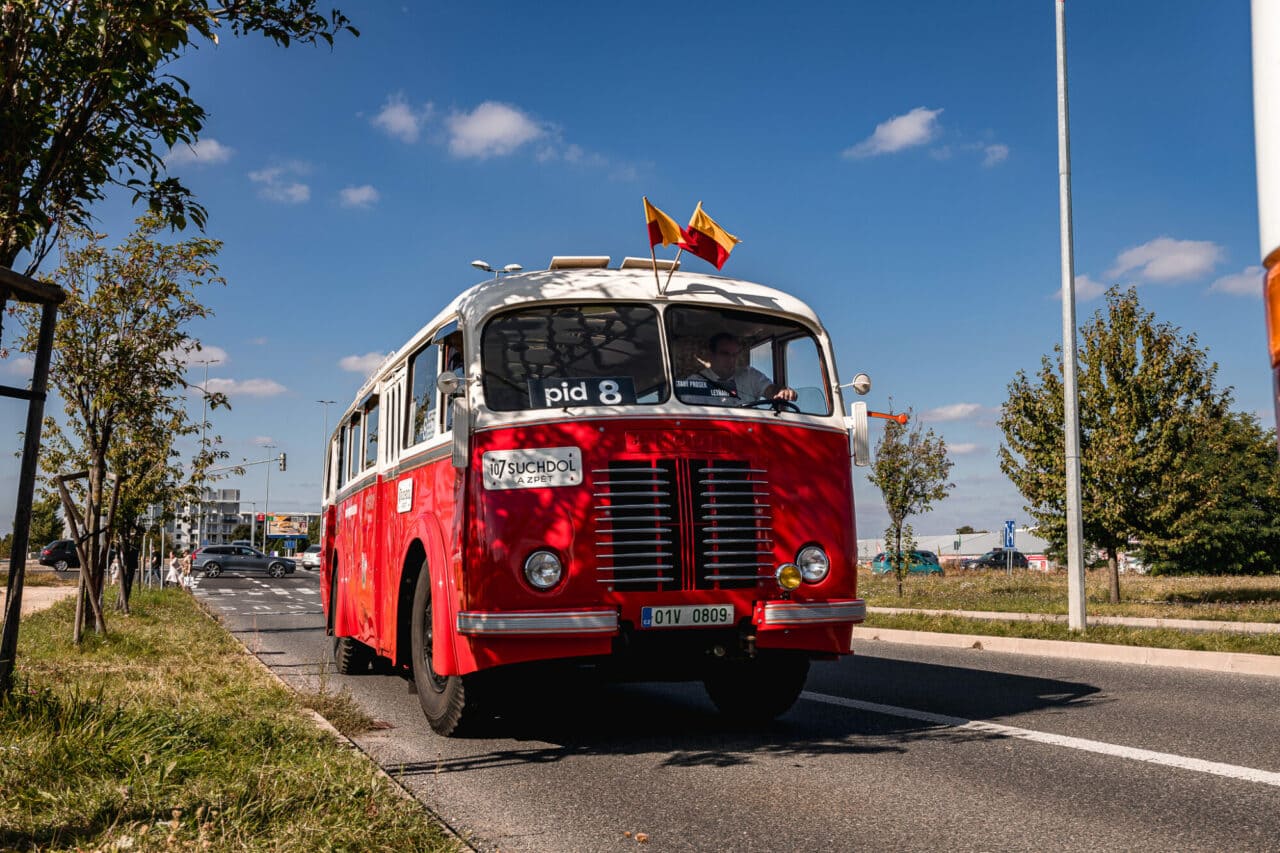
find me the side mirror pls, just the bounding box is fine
[437,371,462,396]
[850,373,871,395]
[847,401,871,467]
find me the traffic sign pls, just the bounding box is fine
[1004,520,1016,549]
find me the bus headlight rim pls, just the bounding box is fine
[796,545,830,583]
[523,550,564,590]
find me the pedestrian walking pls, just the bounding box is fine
[165,551,180,588]
[148,551,161,586]
[180,551,193,590]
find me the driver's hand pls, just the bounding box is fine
[773,387,798,402]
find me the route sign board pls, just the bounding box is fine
[1004,520,1016,549]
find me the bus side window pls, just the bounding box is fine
[441,331,463,433]
[334,428,346,490]
[347,415,362,482]
[407,342,440,446]
[363,397,379,470]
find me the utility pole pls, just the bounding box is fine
[262,444,276,553]
[192,357,220,549]
[1055,0,1087,631]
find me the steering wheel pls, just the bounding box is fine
[741,398,802,414]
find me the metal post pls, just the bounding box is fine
[1056,0,1087,631]
[263,445,275,553]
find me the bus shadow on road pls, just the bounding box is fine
[385,655,1104,777]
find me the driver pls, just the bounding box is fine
[683,333,797,406]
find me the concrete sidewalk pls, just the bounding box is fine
[0,585,78,617]
[868,606,1280,634]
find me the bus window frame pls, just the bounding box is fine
[402,319,462,460]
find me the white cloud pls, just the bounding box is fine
[1054,274,1108,302]
[248,337,268,346]
[1209,265,1265,296]
[372,93,431,143]
[949,442,982,455]
[180,345,230,368]
[1107,236,1223,283]
[339,352,388,375]
[1,355,33,377]
[166,138,234,167]
[251,435,275,446]
[843,107,943,159]
[446,101,544,158]
[339,185,380,208]
[922,403,984,422]
[982,144,1009,167]
[205,377,287,397]
[249,162,311,204]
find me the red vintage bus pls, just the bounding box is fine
[321,257,873,735]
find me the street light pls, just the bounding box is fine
[470,259,522,279]
[317,400,335,470]
[261,443,276,552]
[192,357,221,549]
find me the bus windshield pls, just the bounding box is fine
[666,306,831,414]
[481,303,668,411]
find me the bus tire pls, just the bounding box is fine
[702,651,810,724]
[410,564,477,736]
[332,636,374,675]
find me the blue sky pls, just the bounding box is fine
[1,1,1270,541]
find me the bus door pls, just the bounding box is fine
[355,392,381,646]
[376,366,406,655]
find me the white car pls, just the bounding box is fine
[300,544,321,569]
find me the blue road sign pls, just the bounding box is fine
[1004,520,1016,549]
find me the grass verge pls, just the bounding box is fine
[863,611,1280,655]
[0,587,460,852]
[859,568,1280,623]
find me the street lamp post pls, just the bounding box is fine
[262,444,276,553]
[192,357,220,549]
[470,259,522,279]
[317,399,335,471]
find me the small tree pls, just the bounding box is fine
[0,0,357,274]
[27,492,63,548]
[868,412,955,596]
[20,216,226,637]
[999,288,1229,602]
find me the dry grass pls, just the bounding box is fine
[858,568,1280,623]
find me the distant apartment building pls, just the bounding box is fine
[153,488,319,552]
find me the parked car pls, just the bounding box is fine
[962,549,1029,570]
[871,550,944,575]
[194,544,295,579]
[299,544,321,569]
[38,539,80,572]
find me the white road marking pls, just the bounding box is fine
[802,691,1280,789]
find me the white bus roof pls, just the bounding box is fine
[354,266,828,400]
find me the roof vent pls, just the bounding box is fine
[549,256,610,270]
[619,257,680,271]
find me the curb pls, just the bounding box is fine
[192,597,478,852]
[868,606,1280,635]
[850,626,1280,678]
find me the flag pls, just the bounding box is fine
[644,197,685,248]
[682,202,740,269]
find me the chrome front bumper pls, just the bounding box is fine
[457,609,619,636]
[759,599,866,626]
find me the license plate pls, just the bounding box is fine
[640,604,734,629]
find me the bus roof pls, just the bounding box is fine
[354,266,828,401]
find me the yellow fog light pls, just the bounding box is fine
[776,563,802,591]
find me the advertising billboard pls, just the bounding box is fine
[267,514,307,538]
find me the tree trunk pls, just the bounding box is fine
[894,527,904,598]
[1107,545,1121,604]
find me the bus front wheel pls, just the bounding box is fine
[410,565,479,736]
[702,651,810,724]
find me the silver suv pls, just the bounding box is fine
[299,544,321,569]
[195,544,295,579]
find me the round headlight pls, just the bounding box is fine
[776,562,802,591]
[797,546,830,583]
[523,550,563,590]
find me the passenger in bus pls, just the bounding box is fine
[683,333,797,406]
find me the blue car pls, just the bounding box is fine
[871,550,944,575]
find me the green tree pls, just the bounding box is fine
[954,525,983,535]
[1144,412,1280,574]
[307,515,320,545]
[27,492,63,547]
[0,0,356,274]
[999,287,1230,602]
[230,523,252,543]
[20,216,226,637]
[868,413,955,596]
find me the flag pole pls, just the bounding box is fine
[663,248,684,293]
[648,243,662,295]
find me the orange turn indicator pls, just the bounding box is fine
[867,411,909,425]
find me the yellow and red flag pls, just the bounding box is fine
[644,197,685,248]
[682,202,740,269]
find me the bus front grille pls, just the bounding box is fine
[592,459,771,592]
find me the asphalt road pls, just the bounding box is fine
[196,571,1280,853]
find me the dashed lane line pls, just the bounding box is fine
[802,691,1280,788]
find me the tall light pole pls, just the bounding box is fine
[317,400,335,471]
[1055,0,1086,631]
[261,444,276,552]
[470,259,523,279]
[192,357,220,549]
